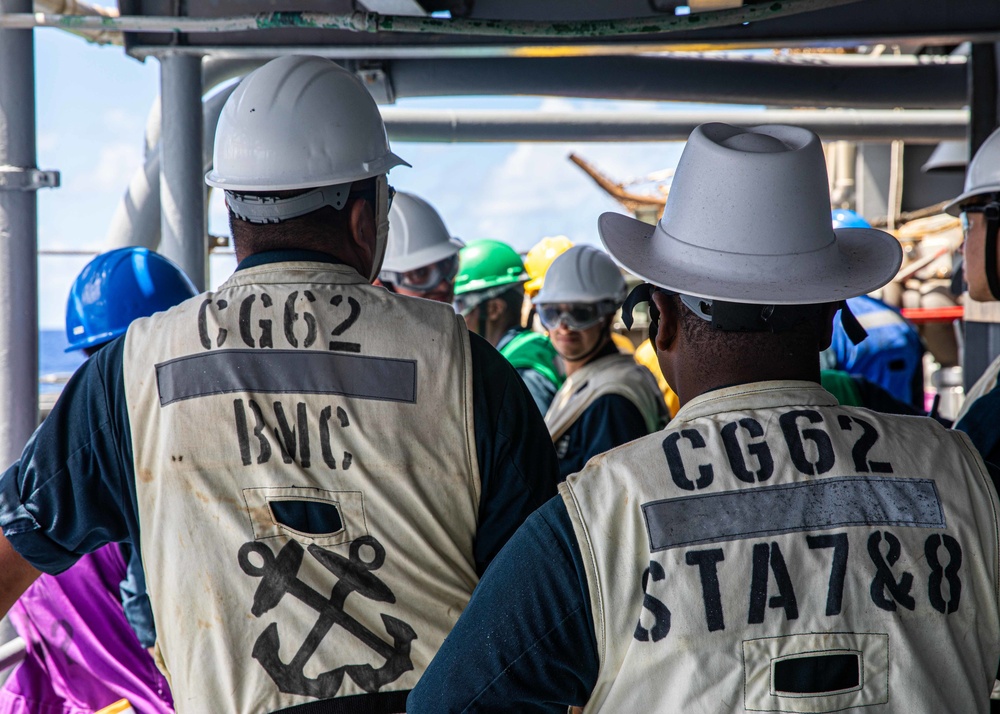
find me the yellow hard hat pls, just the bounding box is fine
[523,235,574,297]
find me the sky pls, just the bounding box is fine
[32,25,699,329]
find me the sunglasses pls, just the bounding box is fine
[536,302,609,331]
[960,201,1000,234]
[384,255,459,292]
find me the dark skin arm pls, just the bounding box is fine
[0,528,40,618]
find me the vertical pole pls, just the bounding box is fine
[0,0,38,667]
[964,42,1000,391]
[0,0,39,467]
[159,53,206,290]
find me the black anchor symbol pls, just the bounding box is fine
[238,535,417,697]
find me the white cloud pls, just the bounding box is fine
[103,107,144,133]
[72,142,144,192]
[37,131,58,154]
[455,141,681,252]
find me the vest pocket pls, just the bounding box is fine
[243,486,368,547]
[743,632,888,712]
[773,652,860,694]
[269,499,344,537]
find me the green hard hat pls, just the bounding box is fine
[453,239,527,297]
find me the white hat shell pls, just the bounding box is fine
[944,127,1000,216]
[535,245,627,305]
[206,55,409,192]
[382,192,462,273]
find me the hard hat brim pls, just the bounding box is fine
[943,183,1000,216]
[381,237,462,274]
[598,211,902,305]
[205,151,410,192]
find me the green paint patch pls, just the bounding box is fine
[59,15,86,27]
[256,11,316,29]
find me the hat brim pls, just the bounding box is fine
[943,183,1000,216]
[598,212,902,305]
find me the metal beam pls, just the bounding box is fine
[381,108,967,143]
[384,56,966,109]
[0,0,38,470]
[159,53,206,289]
[113,0,1000,58]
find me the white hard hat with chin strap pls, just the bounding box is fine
[535,245,627,361]
[205,55,409,281]
[602,123,902,343]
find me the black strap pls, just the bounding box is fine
[837,301,868,345]
[271,691,410,714]
[985,202,1000,300]
[621,282,655,330]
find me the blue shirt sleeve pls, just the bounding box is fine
[0,337,138,575]
[118,542,157,647]
[556,393,648,480]
[407,495,598,713]
[516,366,557,415]
[470,333,560,575]
[956,386,1000,466]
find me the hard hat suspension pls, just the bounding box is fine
[225,184,352,225]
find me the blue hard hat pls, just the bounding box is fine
[831,209,872,230]
[65,247,198,352]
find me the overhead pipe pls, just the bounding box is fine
[386,56,966,109]
[33,0,119,44]
[380,108,968,143]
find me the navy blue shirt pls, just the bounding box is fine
[408,496,596,713]
[553,341,651,479]
[0,253,559,590]
[956,381,1000,467]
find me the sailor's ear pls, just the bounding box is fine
[652,291,679,353]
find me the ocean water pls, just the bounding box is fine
[39,329,85,393]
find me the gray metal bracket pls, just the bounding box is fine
[0,166,60,191]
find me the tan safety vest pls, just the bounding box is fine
[562,381,1000,713]
[956,353,1000,423]
[122,262,480,714]
[545,353,667,443]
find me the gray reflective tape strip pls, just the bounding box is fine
[156,349,417,406]
[642,476,944,552]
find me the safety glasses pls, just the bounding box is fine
[353,180,395,213]
[960,202,999,234]
[453,291,486,317]
[384,255,459,292]
[536,302,608,331]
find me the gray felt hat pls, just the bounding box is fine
[598,123,902,305]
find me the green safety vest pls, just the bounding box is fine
[499,330,563,390]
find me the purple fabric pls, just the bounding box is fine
[0,544,173,714]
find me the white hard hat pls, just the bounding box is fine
[944,127,1000,216]
[205,55,409,192]
[534,245,627,305]
[381,192,462,273]
[599,123,901,305]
